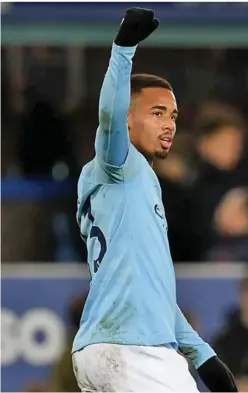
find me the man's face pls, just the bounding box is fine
[214,189,248,236]
[199,126,243,171]
[128,87,178,161]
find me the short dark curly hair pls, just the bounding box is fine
[131,73,173,96]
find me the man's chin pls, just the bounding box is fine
[154,149,169,160]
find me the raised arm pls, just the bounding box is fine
[95,8,159,168]
[95,44,136,167]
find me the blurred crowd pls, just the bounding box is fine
[156,104,248,262]
[1,45,248,264]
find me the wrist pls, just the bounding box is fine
[111,42,138,57]
[198,356,238,392]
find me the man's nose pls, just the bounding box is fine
[162,119,175,132]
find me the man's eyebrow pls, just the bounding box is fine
[150,105,178,115]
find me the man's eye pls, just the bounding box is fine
[152,111,162,117]
[171,115,177,122]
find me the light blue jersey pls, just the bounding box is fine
[72,43,215,369]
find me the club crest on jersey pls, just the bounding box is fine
[154,204,163,219]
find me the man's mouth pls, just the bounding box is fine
[159,136,172,150]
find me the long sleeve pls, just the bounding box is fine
[95,43,137,168]
[175,305,216,369]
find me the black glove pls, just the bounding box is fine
[114,8,159,47]
[198,356,238,392]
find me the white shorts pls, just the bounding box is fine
[72,343,199,392]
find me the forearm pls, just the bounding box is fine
[95,43,137,167]
[175,305,216,369]
[176,305,237,391]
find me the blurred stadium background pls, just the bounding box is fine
[1,2,248,392]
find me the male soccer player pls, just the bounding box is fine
[72,8,237,392]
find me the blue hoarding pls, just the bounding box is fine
[1,264,244,392]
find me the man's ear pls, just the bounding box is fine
[127,111,133,131]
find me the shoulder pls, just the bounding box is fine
[79,146,149,186]
[93,145,148,183]
[113,144,148,182]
